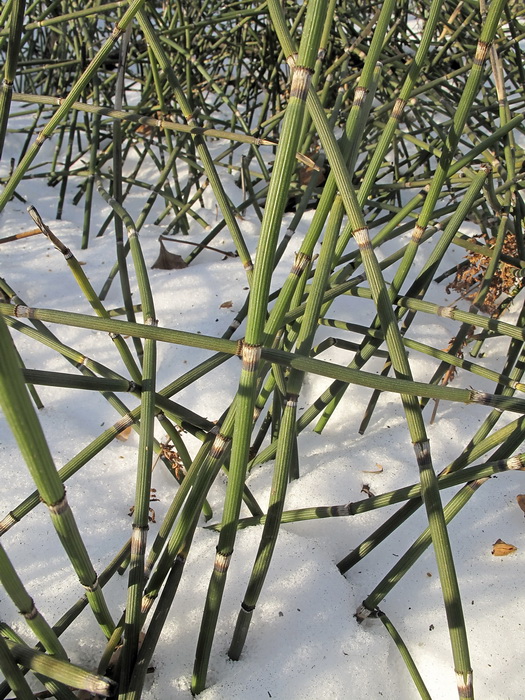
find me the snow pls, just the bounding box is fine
[0,129,524,700]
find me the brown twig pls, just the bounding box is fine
[0,228,40,245]
[159,235,238,258]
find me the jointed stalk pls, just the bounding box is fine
[0,0,149,211]
[192,0,326,691]
[0,0,26,158]
[0,315,115,637]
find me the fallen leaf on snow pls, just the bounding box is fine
[362,463,383,474]
[220,300,233,308]
[151,238,188,270]
[516,494,525,516]
[491,539,517,556]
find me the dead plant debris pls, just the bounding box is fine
[152,238,189,270]
[491,539,517,556]
[447,231,523,315]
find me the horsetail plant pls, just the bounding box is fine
[356,401,525,629]
[95,181,158,697]
[0,314,115,638]
[192,2,328,691]
[0,0,150,211]
[0,634,115,697]
[1,1,525,698]
[0,0,25,159]
[0,633,34,700]
[229,165,345,662]
[268,6,477,690]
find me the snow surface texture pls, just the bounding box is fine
[0,130,524,700]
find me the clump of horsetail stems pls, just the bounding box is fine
[1,1,525,698]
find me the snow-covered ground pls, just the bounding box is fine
[0,128,524,700]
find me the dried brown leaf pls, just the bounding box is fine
[362,463,383,474]
[491,539,517,556]
[295,152,319,170]
[447,231,524,314]
[516,494,525,516]
[220,300,233,309]
[152,238,188,270]
[116,426,132,442]
[136,123,154,136]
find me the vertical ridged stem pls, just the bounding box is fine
[141,423,234,615]
[252,69,355,355]
[271,0,394,280]
[112,24,143,363]
[191,0,326,691]
[0,0,25,158]
[81,71,100,249]
[93,185,157,697]
[143,428,219,578]
[410,0,508,235]
[313,87,474,700]
[358,0,444,203]
[338,0,507,437]
[229,183,342,659]
[270,5,481,693]
[125,531,193,700]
